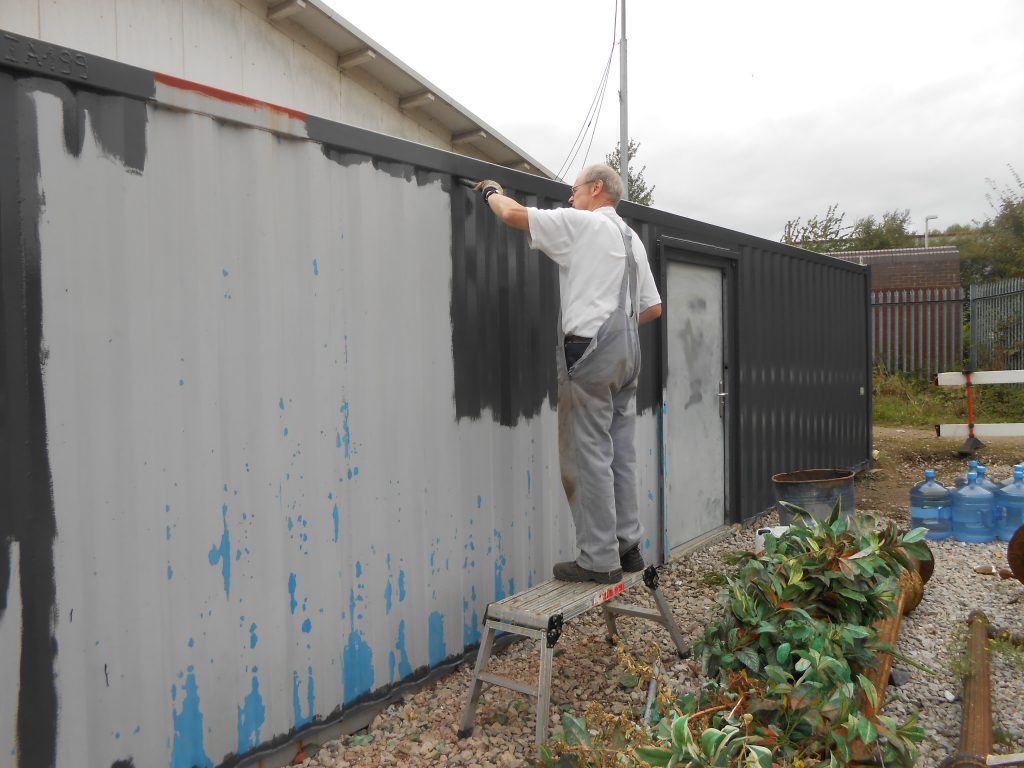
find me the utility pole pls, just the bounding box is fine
[925,215,938,247]
[618,0,628,202]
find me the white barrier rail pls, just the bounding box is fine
[936,369,1024,438]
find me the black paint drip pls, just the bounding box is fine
[0,73,59,768]
[0,74,149,768]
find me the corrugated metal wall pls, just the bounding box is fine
[0,31,870,768]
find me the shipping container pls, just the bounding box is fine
[0,30,871,768]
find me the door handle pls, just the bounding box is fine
[718,380,727,418]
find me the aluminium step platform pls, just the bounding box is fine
[457,565,689,747]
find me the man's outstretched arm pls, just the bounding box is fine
[474,179,529,230]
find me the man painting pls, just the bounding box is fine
[474,164,662,583]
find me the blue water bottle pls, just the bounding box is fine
[995,466,1024,542]
[954,460,980,488]
[910,469,951,540]
[976,466,1001,494]
[999,464,1024,487]
[951,471,996,543]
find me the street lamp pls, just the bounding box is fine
[924,215,938,248]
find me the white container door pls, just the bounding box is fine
[663,258,727,553]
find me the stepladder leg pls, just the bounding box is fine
[534,638,556,747]
[648,587,691,659]
[458,625,497,738]
[601,604,618,643]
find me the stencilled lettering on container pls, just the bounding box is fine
[3,34,89,80]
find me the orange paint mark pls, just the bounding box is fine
[154,72,307,122]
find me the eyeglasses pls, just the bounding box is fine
[570,180,594,195]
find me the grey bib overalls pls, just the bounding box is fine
[555,223,644,572]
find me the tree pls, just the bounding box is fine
[605,139,655,206]
[956,164,1024,285]
[782,207,914,252]
[849,209,915,250]
[782,204,851,251]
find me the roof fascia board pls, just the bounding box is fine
[295,0,558,179]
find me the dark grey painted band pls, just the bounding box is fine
[0,71,60,768]
[1,28,154,101]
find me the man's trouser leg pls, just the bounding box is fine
[610,380,643,555]
[558,377,618,572]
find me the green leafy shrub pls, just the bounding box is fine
[538,502,931,768]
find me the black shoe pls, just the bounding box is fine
[553,560,622,584]
[620,544,644,572]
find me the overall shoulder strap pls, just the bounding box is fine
[614,220,639,317]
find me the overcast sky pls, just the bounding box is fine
[324,0,1023,241]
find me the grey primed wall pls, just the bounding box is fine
[0,32,870,768]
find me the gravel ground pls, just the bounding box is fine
[295,429,1024,768]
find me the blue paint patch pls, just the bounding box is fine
[249,623,258,649]
[493,530,507,602]
[336,431,342,449]
[384,579,393,614]
[340,401,351,458]
[302,618,312,633]
[166,525,172,541]
[398,571,406,602]
[170,667,212,768]
[476,495,482,509]
[188,637,194,648]
[428,612,446,666]
[288,573,298,614]
[332,503,340,543]
[394,619,412,680]
[167,564,173,580]
[463,598,481,647]
[647,490,655,503]
[207,504,231,598]
[292,666,315,728]
[279,397,285,410]
[355,561,362,578]
[313,258,319,276]
[343,631,374,703]
[527,470,532,494]
[283,427,289,437]
[644,538,652,551]
[178,378,184,386]
[222,269,229,277]
[236,675,265,753]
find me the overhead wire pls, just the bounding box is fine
[555,1,620,182]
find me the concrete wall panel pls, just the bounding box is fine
[116,0,185,74]
[38,0,118,59]
[0,0,39,38]
[182,0,247,96]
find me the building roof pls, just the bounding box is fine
[831,246,960,266]
[265,0,556,178]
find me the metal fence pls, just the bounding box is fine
[871,288,964,378]
[970,277,1024,371]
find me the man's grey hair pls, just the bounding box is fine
[581,163,624,204]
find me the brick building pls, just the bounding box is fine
[832,246,960,291]
[831,247,963,377]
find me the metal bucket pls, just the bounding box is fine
[772,468,856,525]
